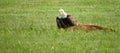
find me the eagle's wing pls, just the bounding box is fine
[56,15,77,29]
[56,17,61,29]
[56,17,66,29]
[68,15,77,25]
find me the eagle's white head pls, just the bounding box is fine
[58,9,67,18]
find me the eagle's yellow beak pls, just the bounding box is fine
[59,12,63,16]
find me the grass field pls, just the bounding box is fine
[0,0,120,53]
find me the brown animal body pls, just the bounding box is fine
[67,24,115,32]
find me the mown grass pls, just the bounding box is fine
[0,0,120,53]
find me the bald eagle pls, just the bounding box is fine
[56,9,77,29]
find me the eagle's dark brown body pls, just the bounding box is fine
[56,15,76,29]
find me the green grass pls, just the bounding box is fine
[0,0,120,53]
